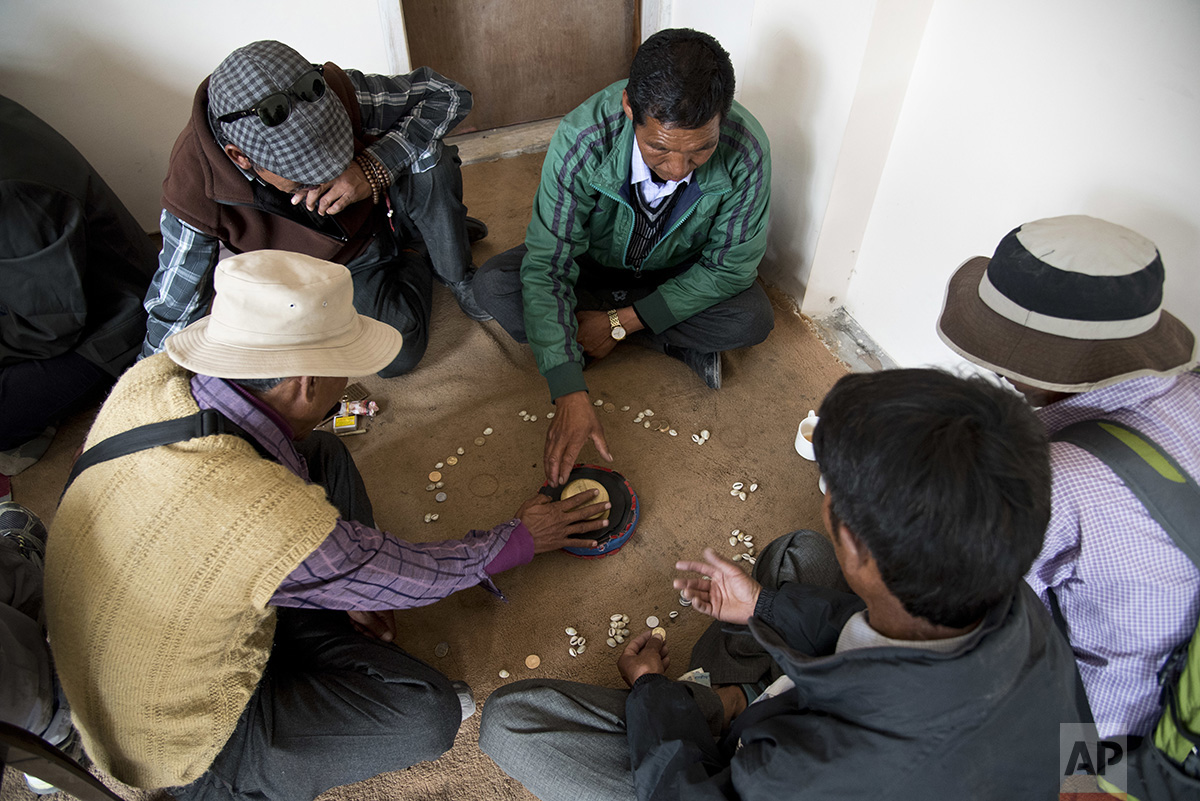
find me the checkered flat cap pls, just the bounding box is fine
[208,40,352,186]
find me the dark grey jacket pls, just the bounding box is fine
[626,582,1087,800]
[0,95,156,376]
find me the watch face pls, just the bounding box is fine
[611,325,627,341]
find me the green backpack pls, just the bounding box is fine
[1052,419,1200,799]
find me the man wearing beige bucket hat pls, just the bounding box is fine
[937,214,1199,739]
[42,251,610,801]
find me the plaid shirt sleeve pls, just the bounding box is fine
[141,210,220,357]
[346,66,472,178]
[271,518,522,610]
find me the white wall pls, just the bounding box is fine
[670,0,879,300]
[0,0,404,231]
[842,0,1200,368]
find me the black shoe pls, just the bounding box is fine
[448,270,493,322]
[665,346,722,389]
[0,501,48,571]
[466,217,488,243]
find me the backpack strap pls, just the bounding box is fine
[1052,419,1200,755]
[62,409,274,495]
[1051,419,1200,566]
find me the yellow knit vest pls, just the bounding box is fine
[44,355,339,788]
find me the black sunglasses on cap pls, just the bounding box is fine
[216,64,326,128]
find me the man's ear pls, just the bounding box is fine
[834,523,872,574]
[621,90,634,122]
[224,143,254,170]
[297,376,319,406]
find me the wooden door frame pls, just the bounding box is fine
[377,0,669,74]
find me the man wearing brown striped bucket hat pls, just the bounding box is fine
[937,214,1198,740]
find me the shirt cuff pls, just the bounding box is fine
[752,587,779,628]
[544,361,588,401]
[632,290,678,334]
[484,520,535,575]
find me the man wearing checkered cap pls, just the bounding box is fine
[937,214,1199,740]
[143,39,490,378]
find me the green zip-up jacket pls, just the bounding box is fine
[521,81,771,399]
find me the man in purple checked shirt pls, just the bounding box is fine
[938,214,1199,740]
[44,250,610,801]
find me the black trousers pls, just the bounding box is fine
[169,433,460,801]
[0,351,110,451]
[473,244,775,354]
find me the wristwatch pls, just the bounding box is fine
[607,309,627,341]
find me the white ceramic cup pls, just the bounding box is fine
[794,410,818,460]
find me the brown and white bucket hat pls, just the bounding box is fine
[938,215,1196,393]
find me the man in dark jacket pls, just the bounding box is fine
[480,369,1089,800]
[142,40,489,379]
[0,95,157,461]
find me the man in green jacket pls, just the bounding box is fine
[473,29,774,486]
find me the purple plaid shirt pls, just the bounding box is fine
[1026,371,1200,737]
[189,374,534,611]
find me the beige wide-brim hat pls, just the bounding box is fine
[937,215,1196,393]
[166,250,402,378]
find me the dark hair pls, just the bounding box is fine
[626,28,735,128]
[230,376,288,393]
[813,369,1050,629]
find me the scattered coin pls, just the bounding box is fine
[646,615,660,628]
[434,642,450,658]
[603,403,615,413]
[435,492,447,502]
[651,627,667,641]
[483,427,494,436]
[679,593,692,608]
[499,669,510,679]
[446,456,458,466]
[474,437,486,446]
[428,471,442,482]
[525,654,541,669]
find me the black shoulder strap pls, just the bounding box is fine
[63,409,274,495]
[1051,419,1200,568]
